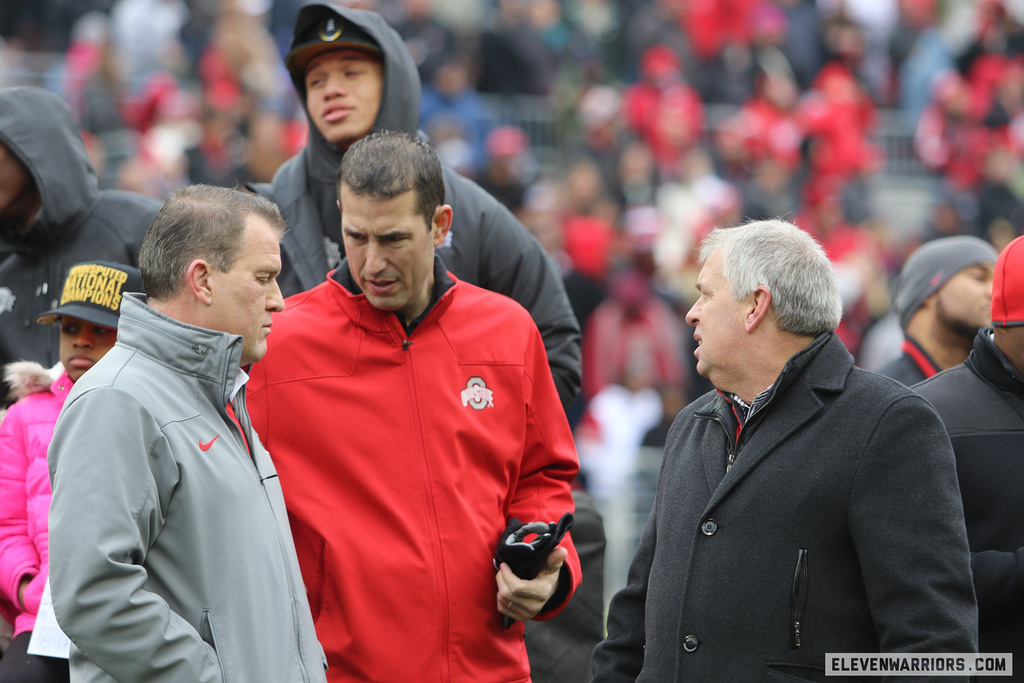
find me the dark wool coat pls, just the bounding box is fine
[592,333,978,683]
[914,330,1024,681]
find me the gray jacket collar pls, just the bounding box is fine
[118,293,245,407]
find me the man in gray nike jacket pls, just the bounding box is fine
[47,185,327,683]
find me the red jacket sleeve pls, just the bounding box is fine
[508,321,582,617]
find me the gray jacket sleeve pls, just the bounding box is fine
[48,388,223,683]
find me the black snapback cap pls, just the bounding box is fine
[286,7,381,80]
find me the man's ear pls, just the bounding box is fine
[745,285,772,332]
[185,259,214,306]
[432,204,453,247]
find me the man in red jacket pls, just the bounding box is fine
[247,130,580,682]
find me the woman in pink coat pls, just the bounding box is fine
[0,261,139,683]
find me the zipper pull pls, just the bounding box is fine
[793,621,801,648]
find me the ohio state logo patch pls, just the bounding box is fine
[461,377,493,410]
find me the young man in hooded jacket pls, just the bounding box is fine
[249,3,581,407]
[0,86,160,375]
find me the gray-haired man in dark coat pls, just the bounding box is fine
[591,219,978,682]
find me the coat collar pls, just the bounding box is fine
[899,335,942,379]
[117,294,245,408]
[967,328,1024,394]
[700,332,852,508]
[329,254,456,336]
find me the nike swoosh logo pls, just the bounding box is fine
[199,435,220,452]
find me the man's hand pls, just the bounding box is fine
[495,546,568,622]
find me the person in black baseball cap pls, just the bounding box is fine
[284,4,385,157]
[284,9,381,79]
[36,260,141,382]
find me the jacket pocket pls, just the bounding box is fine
[289,518,327,622]
[200,608,228,681]
[791,548,809,649]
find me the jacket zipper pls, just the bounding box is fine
[397,326,453,680]
[694,409,738,470]
[231,388,316,682]
[791,548,809,649]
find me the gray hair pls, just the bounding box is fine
[699,219,842,336]
[139,185,285,301]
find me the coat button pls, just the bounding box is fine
[700,519,717,535]
[683,635,699,652]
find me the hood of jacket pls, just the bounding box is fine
[288,3,421,187]
[0,87,100,254]
[3,360,61,403]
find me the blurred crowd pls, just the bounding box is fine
[3,0,1024,493]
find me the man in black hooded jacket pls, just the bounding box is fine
[249,3,581,406]
[0,86,160,375]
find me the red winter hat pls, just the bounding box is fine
[992,235,1024,327]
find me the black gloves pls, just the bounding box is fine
[493,513,575,580]
[493,513,574,628]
